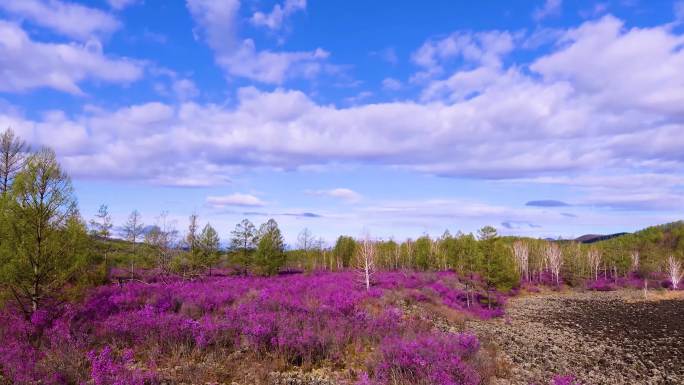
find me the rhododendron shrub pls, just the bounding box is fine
[87,346,155,385]
[365,333,481,385]
[585,272,668,292]
[0,271,501,384]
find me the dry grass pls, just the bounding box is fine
[631,288,684,303]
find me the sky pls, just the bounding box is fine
[0,0,683,245]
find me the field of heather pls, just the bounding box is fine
[0,271,511,385]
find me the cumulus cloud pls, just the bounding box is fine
[0,0,120,40]
[0,21,143,94]
[187,0,328,84]
[206,193,266,207]
[0,15,682,202]
[251,0,306,31]
[218,40,329,84]
[530,15,684,115]
[306,188,362,203]
[411,30,515,80]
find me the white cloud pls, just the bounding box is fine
[0,0,120,40]
[411,30,515,82]
[307,188,362,203]
[217,39,329,84]
[251,0,306,31]
[382,77,402,91]
[0,21,143,94]
[530,15,684,115]
[187,0,328,84]
[206,193,266,207]
[533,0,562,21]
[1,15,682,200]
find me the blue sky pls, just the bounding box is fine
[1,0,683,245]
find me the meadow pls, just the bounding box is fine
[1,270,507,385]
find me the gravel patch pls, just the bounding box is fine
[462,290,684,385]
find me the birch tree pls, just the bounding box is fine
[545,242,563,285]
[357,233,376,291]
[587,247,601,281]
[512,240,530,281]
[630,251,640,273]
[667,256,682,290]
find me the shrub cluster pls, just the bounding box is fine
[0,271,504,385]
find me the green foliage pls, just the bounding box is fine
[482,240,518,290]
[89,204,113,239]
[477,225,498,241]
[375,239,398,269]
[230,219,258,267]
[333,236,357,268]
[414,236,432,270]
[196,223,221,274]
[253,219,286,275]
[0,148,92,316]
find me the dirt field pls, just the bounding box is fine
[463,290,684,385]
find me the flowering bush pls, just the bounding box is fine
[367,333,481,385]
[0,271,502,384]
[586,278,618,291]
[87,346,155,385]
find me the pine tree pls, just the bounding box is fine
[230,219,257,268]
[254,219,285,275]
[197,223,221,275]
[0,148,90,317]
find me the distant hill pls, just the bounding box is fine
[575,233,629,244]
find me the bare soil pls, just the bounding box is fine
[463,290,684,385]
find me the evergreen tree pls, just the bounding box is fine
[230,219,258,267]
[0,127,29,194]
[197,223,221,275]
[254,219,285,275]
[0,148,90,317]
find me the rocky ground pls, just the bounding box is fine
[461,290,684,385]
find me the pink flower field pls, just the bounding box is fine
[0,271,508,385]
